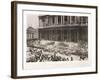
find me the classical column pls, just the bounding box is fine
[49,16,51,26]
[80,17,83,25]
[61,16,63,25]
[63,16,65,24]
[66,30,68,41]
[69,30,71,42]
[51,16,53,25]
[55,16,58,25]
[56,16,58,24]
[46,16,49,26]
[48,16,50,26]
[61,28,62,41]
[69,16,71,24]
[74,16,76,24]
[50,30,52,40]
[55,29,57,41]
[77,30,79,42]
[48,16,51,26]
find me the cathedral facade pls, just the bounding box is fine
[38,15,88,42]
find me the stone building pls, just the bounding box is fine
[27,27,39,46]
[38,15,88,42]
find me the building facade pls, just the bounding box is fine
[27,27,34,40]
[27,27,39,46]
[27,27,39,40]
[38,15,88,42]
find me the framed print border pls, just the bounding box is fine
[11,1,98,79]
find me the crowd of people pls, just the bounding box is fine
[26,40,88,62]
[26,46,76,62]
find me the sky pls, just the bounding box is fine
[27,14,39,29]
